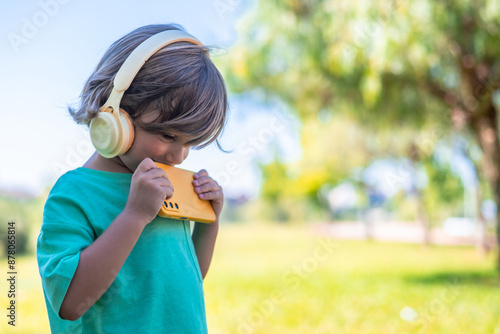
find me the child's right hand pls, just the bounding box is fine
[124,157,174,226]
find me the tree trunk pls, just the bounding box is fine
[469,157,490,255]
[475,185,489,255]
[409,142,431,245]
[363,207,374,241]
[469,109,500,270]
[416,190,431,245]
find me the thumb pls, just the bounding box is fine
[135,157,157,173]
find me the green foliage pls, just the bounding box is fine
[424,160,464,205]
[257,115,380,221]
[221,0,500,224]
[421,158,466,223]
[0,194,45,256]
[259,159,326,222]
[221,0,500,125]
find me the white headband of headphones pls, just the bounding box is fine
[101,30,203,114]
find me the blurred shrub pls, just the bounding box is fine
[0,191,46,257]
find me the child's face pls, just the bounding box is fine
[119,113,192,171]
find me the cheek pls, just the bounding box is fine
[147,140,164,152]
[136,140,164,156]
[130,131,164,156]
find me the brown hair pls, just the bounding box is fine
[69,23,227,149]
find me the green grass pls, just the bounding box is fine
[1,224,498,333]
[204,224,499,334]
[0,254,49,334]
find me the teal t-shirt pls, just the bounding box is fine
[37,168,207,333]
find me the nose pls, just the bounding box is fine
[167,145,189,165]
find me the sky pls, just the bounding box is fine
[0,0,301,199]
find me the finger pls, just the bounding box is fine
[194,182,221,194]
[161,184,175,200]
[192,175,217,187]
[145,167,169,181]
[153,173,174,191]
[198,189,224,201]
[155,176,173,188]
[193,169,208,179]
[135,157,157,173]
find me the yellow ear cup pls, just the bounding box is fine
[117,108,135,154]
[90,108,134,158]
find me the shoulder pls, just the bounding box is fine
[49,167,131,194]
[41,170,96,237]
[45,169,90,208]
[44,168,132,219]
[44,168,104,216]
[44,168,131,219]
[50,168,85,190]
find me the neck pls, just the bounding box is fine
[83,151,133,173]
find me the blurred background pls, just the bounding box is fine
[1,0,500,333]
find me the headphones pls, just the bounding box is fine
[89,30,203,158]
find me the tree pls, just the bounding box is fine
[221,0,500,269]
[258,114,377,222]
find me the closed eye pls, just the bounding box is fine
[161,134,175,141]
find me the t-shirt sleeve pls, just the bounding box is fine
[37,188,96,320]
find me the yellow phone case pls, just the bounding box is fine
[155,163,216,224]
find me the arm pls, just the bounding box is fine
[59,210,146,320]
[59,158,173,321]
[192,220,219,279]
[191,170,223,279]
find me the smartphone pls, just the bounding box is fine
[155,163,216,224]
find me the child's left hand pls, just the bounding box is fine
[192,169,223,221]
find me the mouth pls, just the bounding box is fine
[152,159,174,166]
